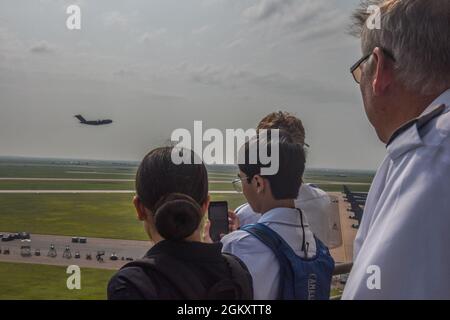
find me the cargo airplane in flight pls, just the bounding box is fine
[75,115,113,126]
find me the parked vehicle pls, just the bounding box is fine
[18,232,30,240]
[20,245,32,257]
[1,234,16,242]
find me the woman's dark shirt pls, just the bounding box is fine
[107,240,252,300]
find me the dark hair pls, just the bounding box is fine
[154,193,202,241]
[135,147,208,240]
[238,131,305,200]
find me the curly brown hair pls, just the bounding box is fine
[257,111,307,146]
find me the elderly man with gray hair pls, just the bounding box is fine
[343,0,450,299]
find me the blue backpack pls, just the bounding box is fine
[241,214,334,300]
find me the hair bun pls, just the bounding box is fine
[154,193,202,241]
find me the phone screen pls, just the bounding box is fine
[208,201,229,242]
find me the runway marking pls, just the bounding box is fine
[66,171,135,176]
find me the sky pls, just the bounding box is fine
[0,0,386,170]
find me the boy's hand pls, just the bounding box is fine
[203,219,213,243]
[228,210,240,232]
[202,210,240,243]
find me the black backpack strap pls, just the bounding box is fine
[122,255,207,300]
[221,253,254,300]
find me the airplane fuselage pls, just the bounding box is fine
[84,120,113,125]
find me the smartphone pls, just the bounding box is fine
[208,201,229,242]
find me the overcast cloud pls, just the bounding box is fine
[0,0,385,170]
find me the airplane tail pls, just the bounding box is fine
[75,115,86,123]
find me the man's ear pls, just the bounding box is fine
[253,175,266,194]
[371,47,394,96]
[133,196,147,221]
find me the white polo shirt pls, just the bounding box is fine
[235,184,335,246]
[342,89,450,300]
[221,207,316,300]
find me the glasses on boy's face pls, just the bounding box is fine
[350,48,396,84]
[231,174,250,193]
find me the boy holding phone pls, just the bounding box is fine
[219,132,334,300]
[235,111,335,247]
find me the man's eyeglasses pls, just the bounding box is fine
[350,49,396,84]
[231,174,250,193]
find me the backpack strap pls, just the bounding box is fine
[297,208,308,257]
[240,223,297,259]
[240,223,296,299]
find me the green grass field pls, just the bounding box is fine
[0,193,246,240]
[0,262,114,300]
[0,180,235,191]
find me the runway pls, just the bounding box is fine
[0,232,151,270]
[328,192,358,263]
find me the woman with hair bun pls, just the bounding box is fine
[107,147,253,300]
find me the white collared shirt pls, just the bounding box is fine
[342,89,450,300]
[221,207,316,300]
[235,184,336,247]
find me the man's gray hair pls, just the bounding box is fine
[350,0,450,95]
